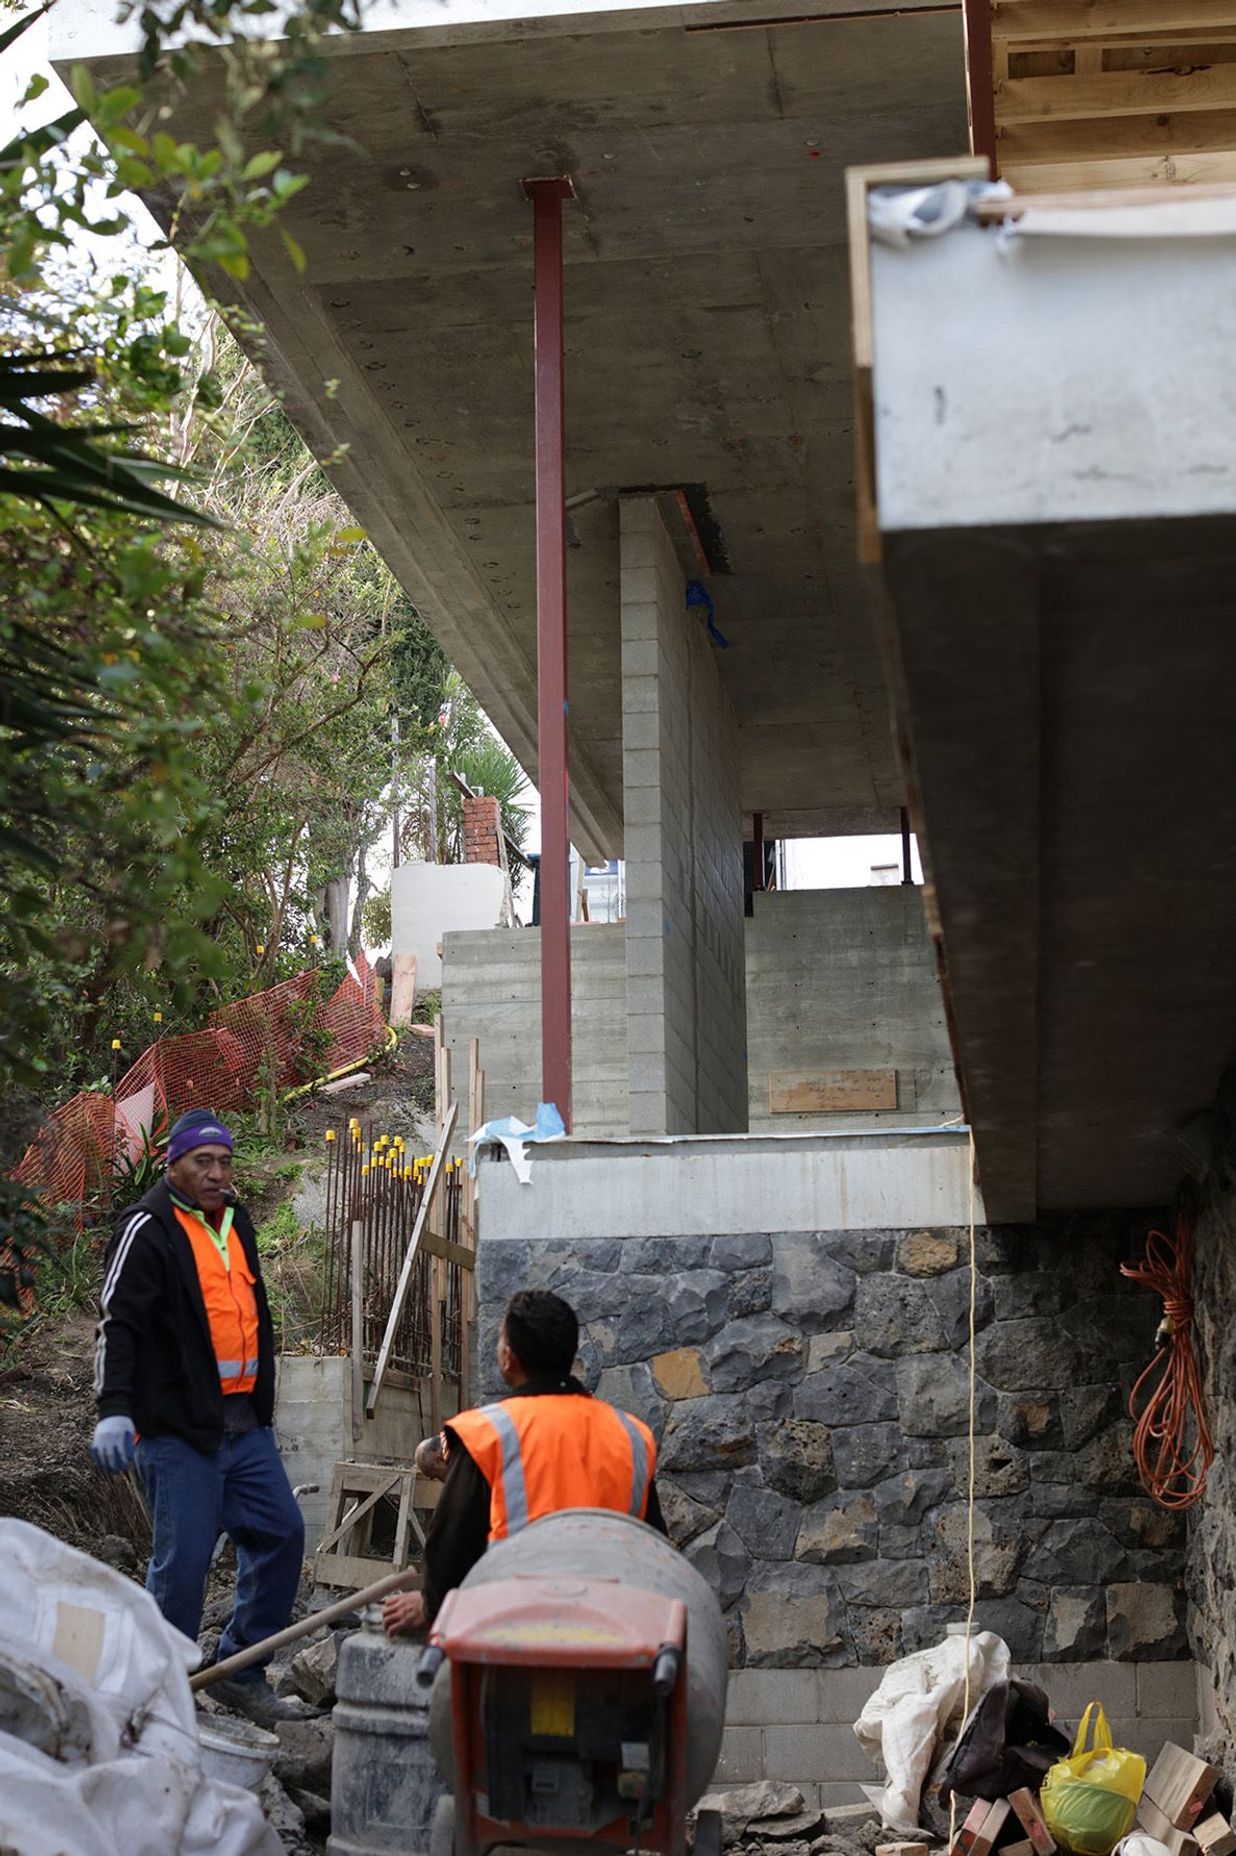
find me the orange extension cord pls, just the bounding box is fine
[1119,1211,1215,1511]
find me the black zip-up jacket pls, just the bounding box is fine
[94,1180,277,1451]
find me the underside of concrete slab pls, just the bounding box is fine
[53,0,969,854]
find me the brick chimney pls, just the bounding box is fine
[462,793,503,867]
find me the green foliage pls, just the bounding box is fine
[361,887,391,948]
[413,988,441,1026]
[400,671,532,865]
[112,1128,163,1202]
[255,1197,302,1255]
[30,1229,100,1323]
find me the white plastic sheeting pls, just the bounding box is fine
[854,1629,1011,1831]
[0,1519,280,1856]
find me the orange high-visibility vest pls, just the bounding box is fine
[449,1395,656,1542]
[173,1208,261,1396]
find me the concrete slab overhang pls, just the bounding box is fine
[866,207,1236,1219]
[53,0,969,857]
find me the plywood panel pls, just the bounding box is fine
[768,1069,898,1114]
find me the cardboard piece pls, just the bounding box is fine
[1009,1788,1057,1856]
[1144,1746,1221,1830]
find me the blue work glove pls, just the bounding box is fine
[91,1415,137,1473]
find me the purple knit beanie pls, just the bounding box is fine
[166,1109,234,1166]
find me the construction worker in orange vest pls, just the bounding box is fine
[91,1109,312,1727]
[384,1288,665,1638]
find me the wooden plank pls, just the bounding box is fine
[975,175,1236,212]
[1195,1818,1236,1856]
[420,1228,477,1270]
[315,1470,402,1558]
[768,1068,898,1113]
[1144,1745,1221,1830]
[998,62,1236,124]
[367,1099,459,1416]
[844,158,989,566]
[994,1,1236,42]
[313,1551,420,1592]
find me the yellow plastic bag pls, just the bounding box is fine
[1040,1704,1146,1856]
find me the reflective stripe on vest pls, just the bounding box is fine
[449,1395,657,1542]
[173,1208,261,1396]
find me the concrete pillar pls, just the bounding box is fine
[619,496,748,1135]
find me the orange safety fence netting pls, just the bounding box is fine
[11,949,385,1216]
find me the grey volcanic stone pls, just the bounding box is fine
[831,1423,902,1488]
[686,1520,751,1611]
[836,1559,929,1608]
[897,1354,996,1437]
[926,1268,995,1347]
[628,1237,713,1273]
[596,1362,664,1436]
[758,1419,836,1503]
[944,1433,1029,1498]
[1106,1581,1187,1660]
[850,1608,904,1665]
[976,1319,1086,1392]
[902,1604,968,1652]
[771,1237,856,1331]
[727,1482,802,1560]
[998,1393,1064,1450]
[874,1469,954,1528]
[797,1492,878,1565]
[794,1357,897,1426]
[740,1562,853,1667]
[727,1269,772,1318]
[711,1234,772,1271]
[1044,1586,1108,1660]
[1060,1385,1123,1448]
[707,1315,805,1392]
[993,1273,1069,1321]
[672,1471,732,1507]
[1023,1518,1130,1586]
[658,1479,719,1547]
[973,1596,1044,1660]
[748,1380,794,1424]
[821,1230,897,1275]
[660,1395,756,1473]
[854,1275,948,1357]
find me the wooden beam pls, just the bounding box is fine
[367,1099,459,1416]
[993,0,1236,38]
[974,176,1236,213]
[998,63,1236,124]
[1000,148,1236,187]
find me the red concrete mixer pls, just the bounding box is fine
[417,1510,728,1856]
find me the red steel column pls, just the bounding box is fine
[524,176,574,1130]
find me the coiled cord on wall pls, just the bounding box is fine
[1120,1210,1215,1510]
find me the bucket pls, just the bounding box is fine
[198,1711,280,1791]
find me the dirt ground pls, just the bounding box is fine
[0,1307,151,1557]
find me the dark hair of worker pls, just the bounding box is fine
[502,1289,579,1378]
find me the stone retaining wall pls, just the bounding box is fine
[478,1214,1187,1670]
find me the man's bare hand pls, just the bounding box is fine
[383,1590,427,1637]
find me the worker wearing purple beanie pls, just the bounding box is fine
[92,1107,311,1726]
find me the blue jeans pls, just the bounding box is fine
[136,1426,305,1683]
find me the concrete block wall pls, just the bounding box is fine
[620,495,747,1135]
[746,887,960,1132]
[275,1354,437,1548]
[440,923,628,1135]
[715,1661,1199,1809]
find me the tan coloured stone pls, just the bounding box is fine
[807,1331,854,1372]
[897,1231,960,1276]
[652,1346,709,1400]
